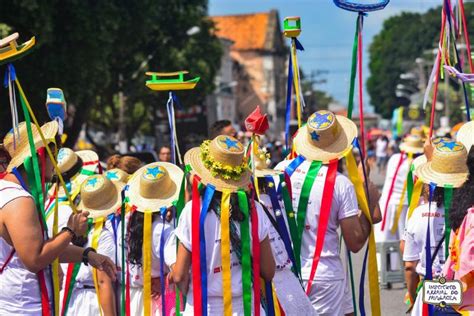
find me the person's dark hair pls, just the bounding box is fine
[422,184,445,207]
[127,211,161,267]
[209,190,245,222]
[209,120,232,139]
[449,146,474,230]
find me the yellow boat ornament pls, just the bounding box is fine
[145,70,200,91]
[0,33,36,65]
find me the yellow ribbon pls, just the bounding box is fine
[345,151,381,316]
[91,218,104,316]
[221,190,233,315]
[272,282,281,316]
[52,187,60,316]
[407,179,423,220]
[290,39,302,128]
[143,210,152,316]
[14,79,78,214]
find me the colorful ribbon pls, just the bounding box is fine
[347,16,359,119]
[91,218,104,316]
[290,38,304,128]
[199,185,216,316]
[407,179,423,220]
[143,211,152,316]
[191,177,203,316]
[221,190,233,315]
[305,160,337,294]
[237,190,252,316]
[159,207,167,316]
[443,185,453,259]
[285,52,294,150]
[381,153,406,231]
[250,196,261,316]
[357,13,366,156]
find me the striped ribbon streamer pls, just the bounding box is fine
[221,190,233,315]
[443,185,453,259]
[143,211,152,316]
[91,218,105,316]
[191,177,202,316]
[237,190,252,316]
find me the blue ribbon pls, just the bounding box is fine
[444,0,471,121]
[358,245,369,316]
[264,281,275,316]
[285,53,294,150]
[293,38,304,51]
[199,185,216,316]
[265,176,299,278]
[159,206,167,316]
[3,63,16,87]
[172,92,184,111]
[12,167,29,192]
[166,93,176,164]
[285,155,306,177]
[425,182,436,316]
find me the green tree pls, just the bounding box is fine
[0,0,221,152]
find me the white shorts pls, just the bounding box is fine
[66,288,100,316]
[304,279,351,316]
[273,269,317,315]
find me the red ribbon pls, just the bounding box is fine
[61,263,75,315]
[305,160,338,294]
[381,153,406,231]
[37,269,51,316]
[125,259,131,316]
[460,0,474,73]
[250,196,261,316]
[191,176,202,316]
[38,147,46,198]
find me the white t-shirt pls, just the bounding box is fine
[117,214,174,287]
[403,202,445,277]
[174,199,270,302]
[376,138,388,158]
[74,225,116,288]
[275,160,359,281]
[258,194,292,270]
[378,153,409,209]
[46,202,73,238]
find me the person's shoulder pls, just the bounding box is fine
[335,172,354,189]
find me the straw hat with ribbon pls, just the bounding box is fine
[414,138,468,188]
[78,174,124,220]
[184,135,251,192]
[6,120,58,172]
[126,162,183,212]
[456,120,473,153]
[399,134,424,154]
[293,110,357,163]
[105,168,130,184]
[55,147,99,196]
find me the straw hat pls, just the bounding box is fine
[184,135,251,192]
[105,168,130,184]
[3,122,28,154]
[293,110,357,163]
[7,121,58,172]
[126,162,184,212]
[456,121,473,153]
[410,126,427,140]
[254,147,280,178]
[56,147,99,196]
[399,135,424,154]
[414,139,468,188]
[78,174,124,220]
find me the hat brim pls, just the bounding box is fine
[184,147,251,192]
[78,181,124,220]
[399,143,424,154]
[7,121,59,172]
[58,150,99,197]
[456,121,473,152]
[293,115,357,163]
[126,162,184,212]
[411,155,427,171]
[415,161,468,188]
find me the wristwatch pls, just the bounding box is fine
[82,247,96,266]
[60,226,76,239]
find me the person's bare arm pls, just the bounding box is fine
[169,243,191,294]
[404,260,419,307]
[3,197,86,273]
[97,269,117,316]
[259,237,275,281]
[340,214,370,253]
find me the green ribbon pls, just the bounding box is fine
[238,190,252,316]
[347,17,360,119]
[443,185,453,258]
[294,161,322,274]
[407,165,414,205]
[120,196,127,316]
[347,250,358,316]
[279,173,301,274]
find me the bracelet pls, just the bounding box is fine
[60,226,76,239]
[82,247,96,266]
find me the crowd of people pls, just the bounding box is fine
[0,109,473,316]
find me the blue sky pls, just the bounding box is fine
[209,0,440,112]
